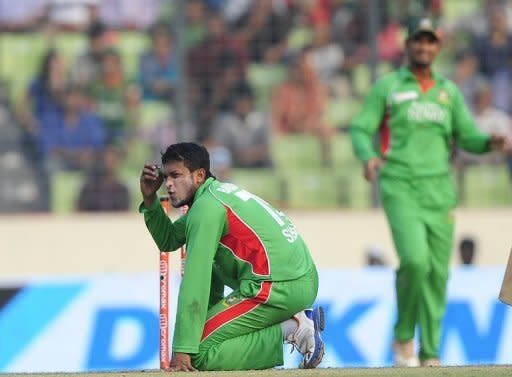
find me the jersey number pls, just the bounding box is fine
[235,190,298,243]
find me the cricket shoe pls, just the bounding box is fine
[286,307,325,369]
[393,340,420,367]
[421,358,441,367]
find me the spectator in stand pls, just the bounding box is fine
[377,16,404,66]
[452,50,484,111]
[87,49,140,145]
[18,49,68,148]
[202,51,250,130]
[234,0,291,63]
[71,21,109,87]
[293,0,331,29]
[458,237,476,266]
[271,49,332,164]
[309,24,344,83]
[99,0,161,30]
[185,0,207,49]
[472,6,512,113]
[39,85,106,171]
[199,131,233,182]
[474,82,512,139]
[0,0,47,31]
[77,146,130,212]
[138,22,179,102]
[331,1,368,71]
[212,84,272,168]
[365,245,387,267]
[458,81,512,167]
[188,9,249,115]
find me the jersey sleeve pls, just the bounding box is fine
[139,198,187,251]
[452,86,491,154]
[209,267,225,309]
[172,198,227,354]
[350,79,388,162]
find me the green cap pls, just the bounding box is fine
[407,18,440,41]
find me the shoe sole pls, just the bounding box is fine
[301,306,325,369]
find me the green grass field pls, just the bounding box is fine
[4,366,512,377]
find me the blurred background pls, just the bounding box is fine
[1,0,512,372]
[0,0,511,214]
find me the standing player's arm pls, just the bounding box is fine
[140,199,188,251]
[172,199,227,354]
[350,80,387,162]
[451,87,491,154]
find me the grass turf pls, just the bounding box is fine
[4,366,512,377]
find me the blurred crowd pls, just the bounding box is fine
[1,0,512,212]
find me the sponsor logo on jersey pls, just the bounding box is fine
[222,295,242,307]
[391,90,418,104]
[438,89,450,104]
[407,101,446,123]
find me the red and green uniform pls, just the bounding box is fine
[140,177,318,370]
[351,66,491,360]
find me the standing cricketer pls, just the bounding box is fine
[351,18,510,367]
[139,142,324,371]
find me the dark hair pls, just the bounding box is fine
[460,238,475,251]
[149,21,172,40]
[234,82,253,100]
[87,21,106,40]
[161,142,213,178]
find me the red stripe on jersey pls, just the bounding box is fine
[220,206,270,276]
[201,281,272,341]
[379,110,390,156]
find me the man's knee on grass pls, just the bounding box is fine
[191,342,281,371]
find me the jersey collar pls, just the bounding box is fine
[193,176,216,203]
[398,65,443,83]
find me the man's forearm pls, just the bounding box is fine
[143,193,157,210]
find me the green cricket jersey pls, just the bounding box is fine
[351,66,491,177]
[139,177,315,354]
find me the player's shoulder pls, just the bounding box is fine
[437,76,462,95]
[373,70,402,88]
[368,70,402,97]
[189,181,227,217]
[206,180,240,204]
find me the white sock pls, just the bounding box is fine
[281,318,299,341]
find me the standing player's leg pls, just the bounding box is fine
[380,177,430,365]
[192,269,321,370]
[418,206,454,364]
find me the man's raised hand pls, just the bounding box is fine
[140,164,163,208]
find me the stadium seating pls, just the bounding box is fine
[50,171,86,213]
[331,133,358,169]
[271,135,324,170]
[53,33,87,62]
[231,168,284,206]
[0,33,48,100]
[140,101,174,129]
[324,96,362,130]
[284,170,343,208]
[460,165,512,207]
[117,32,149,81]
[247,63,287,110]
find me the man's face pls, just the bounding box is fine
[163,160,205,208]
[153,33,172,56]
[407,33,440,68]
